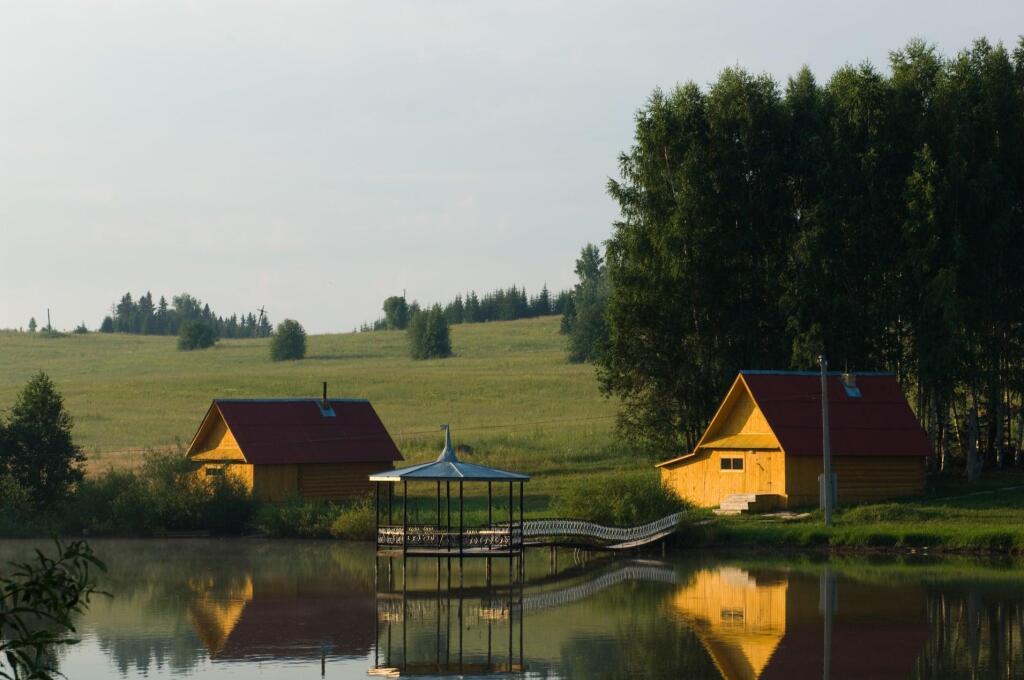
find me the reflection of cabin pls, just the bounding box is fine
[669,566,928,680]
[656,371,932,509]
[670,567,787,679]
[188,572,375,659]
[186,398,402,502]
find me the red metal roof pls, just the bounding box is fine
[214,399,403,465]
[740,371,932,458]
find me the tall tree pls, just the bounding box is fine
[383,296,410,330]
[408,305,452,360]
[600,37,1024,476]
[564,244,610,363]
[0,372,86,509]
[270,320,307,361]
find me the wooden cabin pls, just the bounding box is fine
[656,371,932,510]
[186,398,402,502]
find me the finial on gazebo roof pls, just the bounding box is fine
[438,424,458,463]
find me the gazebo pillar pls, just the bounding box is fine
[402,480,408,557]
[519,481,525,581]
[508,482,514,581]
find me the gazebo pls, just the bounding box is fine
[369,425,530,560]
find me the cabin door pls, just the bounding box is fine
[718,452,747,500]
[752,451,774,494]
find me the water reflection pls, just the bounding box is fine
[667,565,928,679]
[371,565,525,676]
[2,540,1024,679]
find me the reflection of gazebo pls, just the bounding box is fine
[370,425,529,560]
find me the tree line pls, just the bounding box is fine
[364,284,571,332]
[99,292,272,339]
[600,38,1024,476]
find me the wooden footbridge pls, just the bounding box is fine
[520,512,683,551]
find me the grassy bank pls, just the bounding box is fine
[684,475,1024,555]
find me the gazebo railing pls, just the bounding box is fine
[377,523,524,551]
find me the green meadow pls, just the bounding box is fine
[6,317,1024,552]
[0,316,633,507]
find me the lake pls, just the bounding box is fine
[1,539,1023,679]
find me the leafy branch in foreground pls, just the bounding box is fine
[0,540,106,680]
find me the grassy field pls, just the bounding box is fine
[0,317,633,508]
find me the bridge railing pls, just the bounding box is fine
[512,512,683,544]
[377,523,524,550]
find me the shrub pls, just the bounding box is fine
[554,471,688,526]
[253,498,342,538]
[0,475,46,536]
[202,475,255,534]
[177,320,217,350]
[840,503,940,524]
[66,450,256,536]
[69,470,154,535]
[330,497,376,540]
[270,319,307,361]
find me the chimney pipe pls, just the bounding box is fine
[322,381,328,407]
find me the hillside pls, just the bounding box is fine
[0,317,631,497]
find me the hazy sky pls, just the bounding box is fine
[2,2,1022,333]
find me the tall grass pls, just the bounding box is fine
[554,470,690,525]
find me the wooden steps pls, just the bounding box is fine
[716,493,781,515]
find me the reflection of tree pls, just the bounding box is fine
[556,581,720,679]
[913,587,1024,679]
[70,539,376,674]
[97,630,204,676]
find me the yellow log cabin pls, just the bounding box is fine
[656,371,932,510]
[186,397,402,502]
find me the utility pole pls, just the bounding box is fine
[819,355,834,527]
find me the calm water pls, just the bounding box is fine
[2,539,1024,679]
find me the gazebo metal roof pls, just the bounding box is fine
[369,425,530,483]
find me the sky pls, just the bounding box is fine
[2,1,1022,334]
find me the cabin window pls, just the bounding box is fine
[720,457,744,471]
[721,607,745,625]
[205,467,225,477]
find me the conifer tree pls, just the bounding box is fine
[0,372,86,509]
